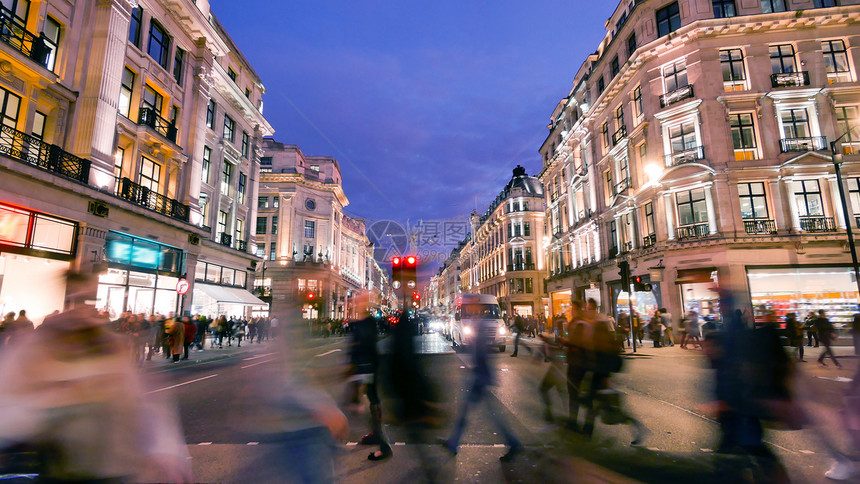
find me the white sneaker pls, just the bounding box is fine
[825,458,855,481]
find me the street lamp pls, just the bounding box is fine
[830,130,860,301]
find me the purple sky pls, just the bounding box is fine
[212,0,610,272]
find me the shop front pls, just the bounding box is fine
[191,260,262,319]
[677,268,720,324]
[549,289,572,319]
[614,284,659,319]
[96,231,185,319]
[510,302,534,317]
[747,265,859,332]
[0,202,77,325]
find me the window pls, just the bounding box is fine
[596,76,605,96]
[615,104,625,131]
[269,243,276,262]
[221,162,233,195]
[201,146,211,184]
[147,20,170,69]
[770,44,796,74]
[113,146,124,178]
[173,47,185,85]
[217,211,228,238]
[611,56,620,77]
[738,182,768,220]
[241,131,250,158]
[632,85,643,121]
[128,6,142,46]
[228,67,237,82]
[245,88,251,98]
[793,180,824,217]
[730,113,757,160]
[814,0,839,6]
[206,100,215,129]
[780,108,811,139]
[663,59,687,92]
[271,216,278,235]
[847,178,860,220]
[761,0,786,13]
[260,156,272,173]
[823,39,851,83]
[235,218,244,244]
[644,202,655,235]
[118,67,134,117]
[0,88,20,129]
[656,2,681,37]
[258,196,269,209]
[720,48,746,91]
[676,188,708,226]
[139,158,160,192]
[627,33,637,58]
[836,106,860,154]
[601,121,610,149]
[304,220,315,239]
[609,220,618,252]
[603,169,613,201]
[668,121,698,154]
[237,172,247,204]
[141,85,163,114]
[713,0,736,18]
[223,115,235,141]
[200,194,209,226]
[618,155,629,184]
[43,16,60,71]
[524,221,531,236]
[256,244,265,258]
[256,216,267,234]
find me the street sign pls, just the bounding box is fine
[176,278,190,295]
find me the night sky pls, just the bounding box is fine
[211,0,609,273]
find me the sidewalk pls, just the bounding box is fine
[142,335,277,372]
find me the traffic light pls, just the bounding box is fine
[304,291,316,303]
[632,276,652,292]
[391,256,403,289]
[403,255,418,291]
[617,261,630,289]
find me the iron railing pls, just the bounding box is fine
[665,145,705,167]
[780,136,827,152]
[0,9,51,68]
[0,124,90,183]
[659,84,695,108]
[643,233,656,248]
[800,216,837,233]
[115,177,189,222]
[621,241,633,253]
[236,239,247,252]
[744,219,777,235]
[676,223,710,240]
[219,232,232,247]
[611,125,627,146]
[138,107,178,143]
[614,178,630,195]
[608,246,619,258]
[507,263,535,272]
[771,71,810,88]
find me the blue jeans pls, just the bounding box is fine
[447,378,520,449]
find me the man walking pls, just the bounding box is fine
[816,309,842,368]
[511,314,526,357]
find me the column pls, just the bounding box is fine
[784,179,801,231]
[704,185,718,235]
[829,177,847,229]
[768,179,787,230]
[664,193,676,240]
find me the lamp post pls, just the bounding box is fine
[830,132,860,301]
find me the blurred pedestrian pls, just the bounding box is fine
[682,310,702,350]
[511,314,526,357]
[165,316,185,363]
[816,309,841,368]
[538,331,566,422]
[563,300,586,430]
[660,308,675,347]
[805,311,819,347]
[182,316,196,360]
[784,312,804,362]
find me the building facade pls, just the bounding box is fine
[457,166,547,318]
[254,138,391,322]
[539,0,860,327]
[0,0,271,324]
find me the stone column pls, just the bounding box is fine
[768,179,787,231]
[784,179,801,231]
[829,177,847,228]
[664,193,676,240]
[705,185,718,235]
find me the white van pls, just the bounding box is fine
[451,293,507,352]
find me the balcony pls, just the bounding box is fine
[236,239,247,252]
[0,124,90,183]
[507,263,535,272]
[115,177,189,222]
[676,223,710,241]
[611,125,627,146]
[744,219,777,235]
[219,232,232,247]
[0,10,52,69]
[138,107,178,143]
[780,136,827,153]
[659,84,695,109]
[643,233,656,248]
[608,246,619,258]
[621,241,633,253]
[800,216,837,233]
[614,178,630,195]
[665,145,705,167]
[771,71,810,89]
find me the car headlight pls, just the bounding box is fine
[463,326,472,336]
[499,326,506,335]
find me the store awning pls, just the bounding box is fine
[675,268,718,285]
[194,283,266,305]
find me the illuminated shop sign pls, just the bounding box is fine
[104,231,183,274]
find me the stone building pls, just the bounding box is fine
[0,0,271,323]
[539,0,860,327]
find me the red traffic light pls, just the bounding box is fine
[412,291,420,301]
[392,256,402,266]
[633,276,642,284]
[405,255,417,266]
[306,292,315,300]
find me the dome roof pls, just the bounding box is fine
[504,165,544,197]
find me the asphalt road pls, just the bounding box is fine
[148,334,859,483]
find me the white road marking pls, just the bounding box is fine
[799,450,815,454]
[493,444,505,448]
[459,366,466,369]
[394,442,406,446]
[346,442,358,446]
[247,442,259,446]
[241,358,276,369]
[815,376,853,383]
[700,448,712,453]
[314,349,342,358]
[198,442,212,446]
[500,368,510,372]
[242,352,277,361]
[146,374,219,394]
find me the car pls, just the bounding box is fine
[450,293,507,352]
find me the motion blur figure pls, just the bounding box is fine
[0,270,191,483]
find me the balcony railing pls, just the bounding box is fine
[621,241,633,253]
[771,71,810,89]
[608,246,619,258]
[138,107,178,143]
[643,233,656,248]
[676,223,710,241]
[614,178,630,195]
[0,124,90,183]
[611,125,627,146]
[800,216,837,233]
[219,232,232,247]
[659,84,695,108]
[236,239,247,252]
[507,263,536,272]
[115,177,190,222]
[665,145,705,167]
[780,136,827,153]
[744,219,777,235]
[0,9,52,69]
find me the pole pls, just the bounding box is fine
[832,158,860,299]
[628,283,637,353]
